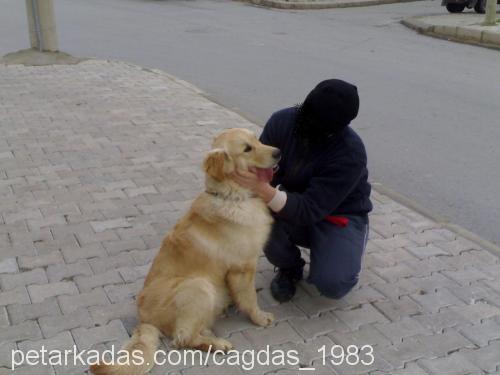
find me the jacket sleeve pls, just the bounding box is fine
[276,153,365,226]
[259,112,280,147]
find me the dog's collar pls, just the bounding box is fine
[205,189,251,202]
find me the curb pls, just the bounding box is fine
[402,16,500,51]
[241,0,423,9]
[145,66,263,126]
[143,62,500,256]
[372,183,500,255]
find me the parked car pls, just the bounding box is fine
[442,0,498,13]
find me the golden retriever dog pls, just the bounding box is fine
[90,128,280,375]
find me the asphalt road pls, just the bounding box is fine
[1,0,499,244]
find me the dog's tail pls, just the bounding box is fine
[89,323,161,375]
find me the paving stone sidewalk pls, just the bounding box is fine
[1,60,500,375]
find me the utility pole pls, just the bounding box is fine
[25,0,59,52]
[484,0,497,26]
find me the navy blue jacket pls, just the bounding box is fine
[260,107,372,226]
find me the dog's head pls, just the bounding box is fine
[203,128,280,182]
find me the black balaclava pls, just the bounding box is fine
[295,79,360,143]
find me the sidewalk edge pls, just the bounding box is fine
[372,183,500,254]
[240,0,423,9]
[402,17,500,51]
[146,66,263,125]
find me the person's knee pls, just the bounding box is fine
[264,244,284,268]
[264,243,305,271]
[310,274,358,299]
[264,236,289,266]
[264,220,304,269]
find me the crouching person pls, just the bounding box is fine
[231,79,372,302]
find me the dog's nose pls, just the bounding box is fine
[273,149,281,159]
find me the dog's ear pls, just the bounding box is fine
[203,148,227,181]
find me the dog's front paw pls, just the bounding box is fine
[211,337,233,352]
[251,310,274,327]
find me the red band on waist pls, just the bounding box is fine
[325,216,349,227]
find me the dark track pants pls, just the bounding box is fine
[264,215,369,299]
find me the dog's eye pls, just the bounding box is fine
[244,144,252,153]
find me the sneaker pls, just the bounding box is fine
[270,266,303,303]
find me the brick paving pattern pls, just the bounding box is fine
[0,60,500,374]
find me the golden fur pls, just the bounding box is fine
[90,128,280,375]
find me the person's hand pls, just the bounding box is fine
[231,168,261,191]
[231,168,276,203]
